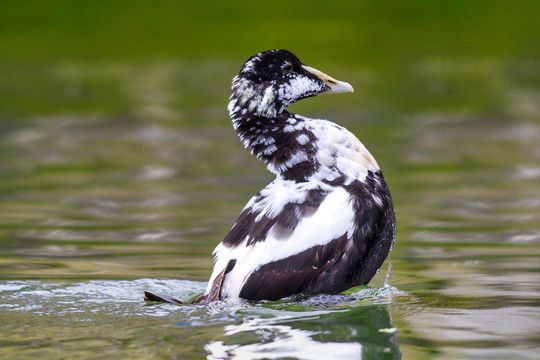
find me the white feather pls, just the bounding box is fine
[306,119,380,182]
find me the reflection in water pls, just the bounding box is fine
[206,301,401,360]
[207,319,363,360]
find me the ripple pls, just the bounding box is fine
[0,279,207,317]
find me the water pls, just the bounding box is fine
[1,60,538,360]
[0,280,404,359]
[1,2,540,359]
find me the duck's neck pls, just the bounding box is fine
[228,98,318,181]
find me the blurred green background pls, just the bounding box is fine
[2,0,539,119]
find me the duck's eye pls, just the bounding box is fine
[282,63,293,73]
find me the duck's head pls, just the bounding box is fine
[229,49,353,118]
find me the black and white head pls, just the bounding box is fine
[229,49,353,118]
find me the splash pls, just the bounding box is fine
[384,254,392,288]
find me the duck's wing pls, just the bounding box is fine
[241,172,395,300]
[208,170,394,301]
[204,178,332,297]
[208,181,350,300]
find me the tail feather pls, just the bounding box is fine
[143,291,185,305]
[143,259,237,305]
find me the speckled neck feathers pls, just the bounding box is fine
[228,107,320,181]
[228,71,379,182]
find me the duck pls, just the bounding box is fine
[144,50,395,304]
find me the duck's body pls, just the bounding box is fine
[144,50,395,304]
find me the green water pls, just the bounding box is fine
[1,1,539,359]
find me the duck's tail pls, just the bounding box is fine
[143,291,185,305]
[143,259,237,305]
